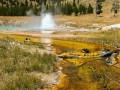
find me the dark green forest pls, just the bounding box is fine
[0,0,94,16]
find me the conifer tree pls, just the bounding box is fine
[87,4,93,14]
[111,0,120,17]
[96,0,105,16]
[65,2,73,15]
[78,4,83,15]
[73,3,79,16]
[96,0,102,15]
[0,0,95,16]
[82,5,87,14]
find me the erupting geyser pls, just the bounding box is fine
[40,13,56,30]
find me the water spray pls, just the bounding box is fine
[40,13,56,30]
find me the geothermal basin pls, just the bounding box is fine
[0,13,56,34]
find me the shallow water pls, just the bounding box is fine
[50,40,119,90]
[0,25,43,31]
[0,26,20,30]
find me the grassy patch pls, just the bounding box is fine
[0,36,58,90]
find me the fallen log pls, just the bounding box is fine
[99,49,120,57]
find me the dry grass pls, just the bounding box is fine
[0,34,41,43]
[0,36,58,90]
[59,30,120,48]
[55,14,120,28]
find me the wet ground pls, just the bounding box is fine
[51,40,120,90]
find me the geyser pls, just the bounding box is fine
[40,13,56,30]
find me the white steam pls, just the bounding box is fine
[25,3,57,31]
[40,13,56,30]
[26,9,34,16]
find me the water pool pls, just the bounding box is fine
[0,25,43,31]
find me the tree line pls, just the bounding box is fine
[46,3,94,16]
[0,0,93,16]
[0,0,119,16]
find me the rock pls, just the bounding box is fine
[106,53,117,65]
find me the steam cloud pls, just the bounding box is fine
[26,3,56,31]
[26,9,35,16]
[40,13,56,30]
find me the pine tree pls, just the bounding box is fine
[78,4,83,15]
[82,5,87,14]
[96,0,105,16]
[65,2,73,15]
[87,4,93,14]
[20,3,26,16]
[0,6,2,16]
[25,0,29,11]
[33,6,38,15]
[96,0,102,15]
[73,3,78,16]
[111,0,120,17]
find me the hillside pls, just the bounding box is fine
[76,0,120,14]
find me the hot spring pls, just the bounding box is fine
[0,13,56,32]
